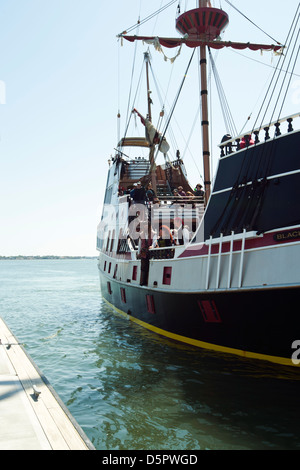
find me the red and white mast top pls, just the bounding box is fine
[176,1,229,40]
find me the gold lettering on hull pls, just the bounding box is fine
[273,230,300,242]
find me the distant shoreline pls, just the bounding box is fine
[0,256,97,260]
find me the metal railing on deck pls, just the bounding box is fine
[149,246,175,260]
[156,195,204,205]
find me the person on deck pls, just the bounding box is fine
[173,217,190,245]
[240,135,254,149]
[130,182,146,203]
[172,188,182,200]
[178,186,186,197]
[146,182,156,202]
[154,225,173,248]
[194,184,204,199]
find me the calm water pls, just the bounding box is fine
[0,259,299,450]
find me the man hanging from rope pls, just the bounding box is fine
[132,108,170,154]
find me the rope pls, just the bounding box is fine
[209,48,237,137]
[224,0,282,45]
[123,59,145,142]
[228,49,300,78]
[248,6,300,230]
[210,4,300,237]
[145,48,197,177]
[122,18,141,141]
[253,3,300,133]
[149,59,186,157]
[148,61,179,153]
[119,0,178,35]
[154,48,196,161]
[274,11,300,123]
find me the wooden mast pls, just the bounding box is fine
[145,51,152,123]
[199,0,211,204]
[144,51,157,193]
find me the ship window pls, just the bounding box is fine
[120,288,126,303]
[132,265,138,281]
[117,229,123,253]
[113,264,118,279]
[104,186,112,204]
[97,236,102,250]
[117,231,131,254]
[146,294,156,314]
[106,231,111,252]
[110,230,115,252]
[107,281,112,295]
[163,266,172,285]
[197,300,221,323]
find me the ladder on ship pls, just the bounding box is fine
[205,229,261,290]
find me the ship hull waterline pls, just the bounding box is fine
[99,271,299,367]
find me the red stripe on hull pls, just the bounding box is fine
[179,228,300,258]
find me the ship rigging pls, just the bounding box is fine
[97,0,300,367]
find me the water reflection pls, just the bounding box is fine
[1,260,299,450]
[90,302,300,450]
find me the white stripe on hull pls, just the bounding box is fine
[98,236,300,294]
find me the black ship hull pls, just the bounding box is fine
[99,271,300,366]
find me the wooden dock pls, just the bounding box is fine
[0,317,95,450]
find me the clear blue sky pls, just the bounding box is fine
[0,0,298,256]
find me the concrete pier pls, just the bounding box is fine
[0,317,95,450]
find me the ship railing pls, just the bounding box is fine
[123,195,205,218]
[156,195,204,205]
[219,112,300,157]
[118,194,130,204]
[123,195,205,205]
[118,192,204,205]
[149,198,205,226]
[148,246,175,260]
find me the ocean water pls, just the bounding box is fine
[0,258,300,450]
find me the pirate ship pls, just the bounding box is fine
[97,1,300,366]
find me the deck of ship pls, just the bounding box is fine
[0,317,95,450]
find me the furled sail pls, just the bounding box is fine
[120,35,283,53]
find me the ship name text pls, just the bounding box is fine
[273,230,300,242]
